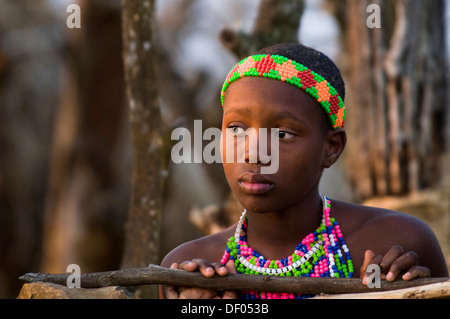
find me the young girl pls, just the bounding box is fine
[160,43,448,299]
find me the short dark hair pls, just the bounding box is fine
[256,43,345,131]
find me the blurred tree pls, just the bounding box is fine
[120,0,168,298]
[329,0,448,200]
[0,0,64,298]
[220,0,305,59]
[42,0,129,274]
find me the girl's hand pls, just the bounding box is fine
[360,246,431,285]
[164,259,238,299]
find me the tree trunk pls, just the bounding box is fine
[0,0,61,297]
[120,0,168,298]
[41,0,128,275]
[341,0,448,200]
[220,0,305,59]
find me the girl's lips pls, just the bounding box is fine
[238,173,274,195]
[238,181,274,195]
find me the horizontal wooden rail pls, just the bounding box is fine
[20,264,449,295]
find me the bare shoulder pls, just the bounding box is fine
[160,225,235,268]
[333,199,434,240]
[332,199,448,277]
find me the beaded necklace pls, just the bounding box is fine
[220,195,354,299]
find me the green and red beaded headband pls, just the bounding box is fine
[221,54,346,129]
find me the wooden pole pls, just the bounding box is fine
[313,281,450,299]
[20,264,449,295]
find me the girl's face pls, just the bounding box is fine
[221,77,341,214]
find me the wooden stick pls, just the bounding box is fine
[19,264,449,295]
[313,281,450,299]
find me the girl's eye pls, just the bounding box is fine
[227,126,245,136]
[274,129,295,140]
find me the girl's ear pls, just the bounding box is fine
[322,129,347,168]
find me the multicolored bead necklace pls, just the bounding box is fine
[220,195,354,299]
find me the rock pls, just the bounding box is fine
[17,282,139,299]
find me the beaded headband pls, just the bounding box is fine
[221,54,346,129]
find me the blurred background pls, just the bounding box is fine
[0,0,449,298]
